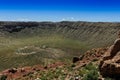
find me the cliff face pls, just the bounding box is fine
[0,21,120,47]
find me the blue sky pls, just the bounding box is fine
[0,0,120,22]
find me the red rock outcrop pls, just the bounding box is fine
[99,32,120,79]
[0,62,65,80]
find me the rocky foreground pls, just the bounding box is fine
[0,48,108,80]
[99,36,120,79]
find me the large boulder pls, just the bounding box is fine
[72,56,80,63]
[99,37,120,79]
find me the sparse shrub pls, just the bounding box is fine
[0,75,7,80]
[83,70,99,80]
[67,66,73,71]
[85,62,97,70]
[79,68,88,77]
[40,76,47,80]
[71,64,76,67]
[82,62,99,80]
